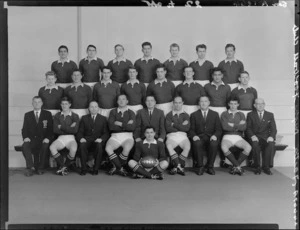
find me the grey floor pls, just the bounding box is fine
[8,167,295,229]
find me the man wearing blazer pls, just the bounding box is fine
[22,96,53,176]
[189,96,222,175]
[77,101,109,176]
[246,98,277,175]
[134,95,166,143]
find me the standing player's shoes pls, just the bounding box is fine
[119,167,128,177]
[151,173,164,180]
[177,165,185,176]
[107,166,117,175]
[169,167,177,175]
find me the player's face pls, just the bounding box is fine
[142,45,152,57]
[239,73,249,85]
[199,97,210,110]
[32,98,43,110]
[173,97,183,111]
[229,101,239,111]
[156,68,166,80]
[170,47,179,57]
[197,48,206,59]
[254,100,265,112]
[61,101,71,111]
[46,75,57,86]
[87,47,97,58]
[146,97,156,109]
[115,46,124,57]
[58,48,68,59]
[212,71,223,83]
[102,69,112,81]
[145,128,155,141]
[128,69,138,80]
[117,95,128,107]
[183,67,194,80]
[89,102,99,115]
[72,71,82,83]
[225,47,235,59]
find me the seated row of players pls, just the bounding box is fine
[51,42,244,88]
[39,65,256,119]
[22,93,277,179]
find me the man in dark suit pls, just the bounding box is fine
[134,95,166,143]
[77,101,109,176]
[21,96,53,176]
[189,96,222,175]
[246,98,277,175]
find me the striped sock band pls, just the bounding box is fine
[179,154,186,161]
[109,153,118,161]
[53,153,61,158]
[170,153,179,160]
[119,153,128,161]
[133,164,140,172]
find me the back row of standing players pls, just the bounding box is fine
[40,42,254,118]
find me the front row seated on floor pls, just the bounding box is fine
[21,94,277,177]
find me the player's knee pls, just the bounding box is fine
[244,143,252,155]
[128,160,137,169]
[49,144,57,154]
[159,160,169,170]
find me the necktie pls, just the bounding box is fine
[35,112,39,123]
[203,111,207,122]
[259,112,263,121]
[92,115,95,123]
[149,111,152,120]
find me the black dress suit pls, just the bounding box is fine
[189,109,222,168]
[246,110,277,169]
[21,110,53,170]
[134,108,166,140]
[77,114,109,171]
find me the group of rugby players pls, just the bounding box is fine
[21,42,277,179]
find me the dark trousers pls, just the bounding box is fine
[251,138,275,170]
[22,141,49,170]
[192,135,219,168]
[79,141,104,171]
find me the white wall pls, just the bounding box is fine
[8,5,295,167]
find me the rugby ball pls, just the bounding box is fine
[140,156,157,168]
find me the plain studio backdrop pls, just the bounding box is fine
[8,5,295,167]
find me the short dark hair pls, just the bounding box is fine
[118,94,128,100]
[229,97,240,104]
[225,43,236,51]
[128,66,137,71]
[183,66,194,72]
[61,97,72,104]
[170,43,180,50]
[239,71,250,77]
[196,44,207,51]
[87,44,97,51]
[211,67,224,76]
[72,69,82,75]
[45,71,56,78]
[32,96,43,102]
[173,95,183,102]
[142,42,152,48]
[156,64,166,71]
[89,100,99,106]
[58,45,68,52]
[144,126,155,133]
[114,44,124,50]
[102,66,112,72]
[199,95,210,102]
[145,95,156,102]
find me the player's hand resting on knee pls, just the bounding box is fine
[80,138,87,143]
[193,136,200,141]
[267,137,274,142]
[24,138,31,142]
[210,135,217,141]
[251,135,259,142]
[95,138,102,143]
[43,138,49,143]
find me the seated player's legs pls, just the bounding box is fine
[64,139,78,167]
[119,138,134,166]
[106,138,122,171]
[128,159,152,179]
[50,139,67,171]
[234,139,251,166]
